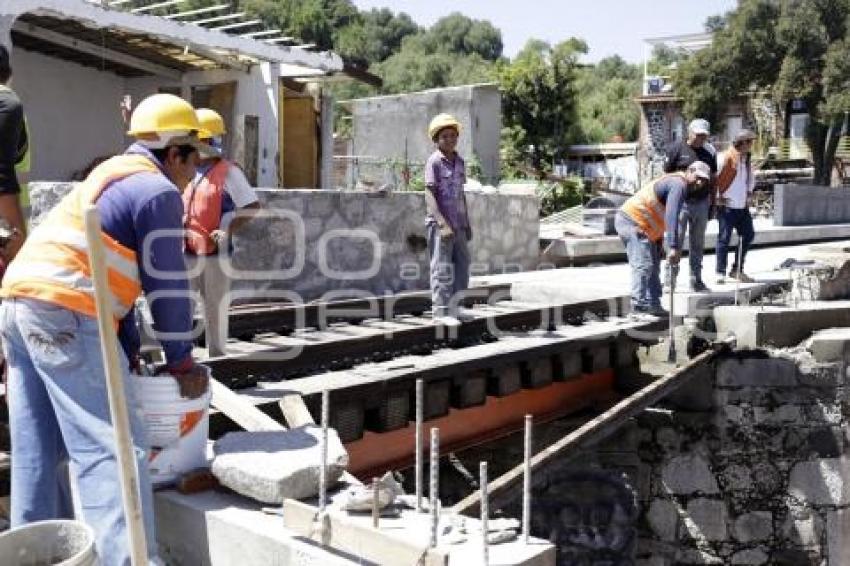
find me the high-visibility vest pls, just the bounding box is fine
[1,154,159,320]
[183,159,228,255]
[621,173,687,242]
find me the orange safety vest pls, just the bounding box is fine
[621,173,687,242]
[183,159,228,255]
[1,155,157,320]
[716,147,740,194]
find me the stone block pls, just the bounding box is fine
[788,458,850,505]
[752,405,802,425]
[782,513,823,548]
[451,370,488,408]
[797,360,842,388]
[733,511,773,543]
[718,464,753,492]
[582,344,611,373]
[675,547,723,565]
[211,426,349,504]
[805,327,850,362]
[684,498,728,541]
[661,455,719,495]
[730,548,768,565]
[827,508,850,566]
[553,351,582,381]
[716,356,798,387]
[488,365,522,397]
[521,358,553,389]
[646,499,679,541]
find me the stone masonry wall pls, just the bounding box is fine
[28,183,540,302]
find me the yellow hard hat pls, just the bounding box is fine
[428,113,462,141]
[127,93,201,138]
[196,108,226,140]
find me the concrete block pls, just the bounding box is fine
[553,351,582,381]
[521,358,553,389]
[716,356,798,387]
[788,458,850,505]
[488,365,522,397]
[211,427,349,504]
[423,380,451,420]
[661,455,719,495]
[646,499,679,541]
[365,389,410,432]
[582,344,611,373]
[451,370,488,408]
[730,548,768,565]
[714,303,850,349]
[774,184,850,226]
[805,327,850,362]
[827,508,850,566]
[683,498,727,541]
[733,511,773,543]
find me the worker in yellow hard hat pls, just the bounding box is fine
[183,107,260,356]
[0,92,210,565]
[424,113,472,325]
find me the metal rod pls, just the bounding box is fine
[429,427,440,548]
[522,414,532,544]
[480,461,489,566]
[415,379,424,512]
[371,477,380,529]
[319,390,329,513]
[735,235,743,306]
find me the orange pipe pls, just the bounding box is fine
[345,369,615,479]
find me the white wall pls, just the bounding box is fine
[11,47,127,181]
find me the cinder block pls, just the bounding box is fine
[488,365,522,397]
[364,389,409,432]
[582,344,611,373]
[521,358,553,389]
[554,351,582,381]
[423,380,451,420]
[330,403,364,443]
[451,370,488,408]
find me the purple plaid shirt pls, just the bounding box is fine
[424,150,468,230]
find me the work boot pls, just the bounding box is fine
[689,278,709,293]
[729,269,755,283]
[715,273,726,284]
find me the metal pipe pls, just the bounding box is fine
[429,427,440,548]
[371,477,380,529]
[415,379,424,512]
[319,390,329,513]
[522,414,532,544]
[480,461,489,566]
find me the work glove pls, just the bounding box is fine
[161,359,209,400]
[210,229,227,246]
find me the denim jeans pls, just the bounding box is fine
[615,212,662,310]
[0,298,159,566]
[427,222,471,316]
[678,197,710,281]
[716,207,755,275]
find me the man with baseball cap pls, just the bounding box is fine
[0,93,210,565]
[715,129,758,283]
[0,44,27,262]
[663,118,717,292]
[616,162,712,317]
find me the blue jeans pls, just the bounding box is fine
[427,222,471,316]
[615,212,662,310]
[678,197,709,281]
[716,207,755,275]
[0,298,158,566]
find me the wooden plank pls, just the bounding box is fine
[451,337,735,516]
[282,499,448,566]
[279,393,315,428]
[210,378,284,432]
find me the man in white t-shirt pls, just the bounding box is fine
[714,129,756,284]
[183,108,260,356]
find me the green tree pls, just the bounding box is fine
[574,55,641,143]
[428,12,503,61]
[675,0,850,184]
[498,39,586,174]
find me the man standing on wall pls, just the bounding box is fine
[0,45,27,263]
[183,108,260,357]
[663,118,717,292]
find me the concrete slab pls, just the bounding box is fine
[154,489,556,566]
[714,301,850,348]
[541,218,850,263]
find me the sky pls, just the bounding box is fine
[351,0,738,62]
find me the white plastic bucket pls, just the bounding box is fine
[133,369,211,485]
[0,519,97,565]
